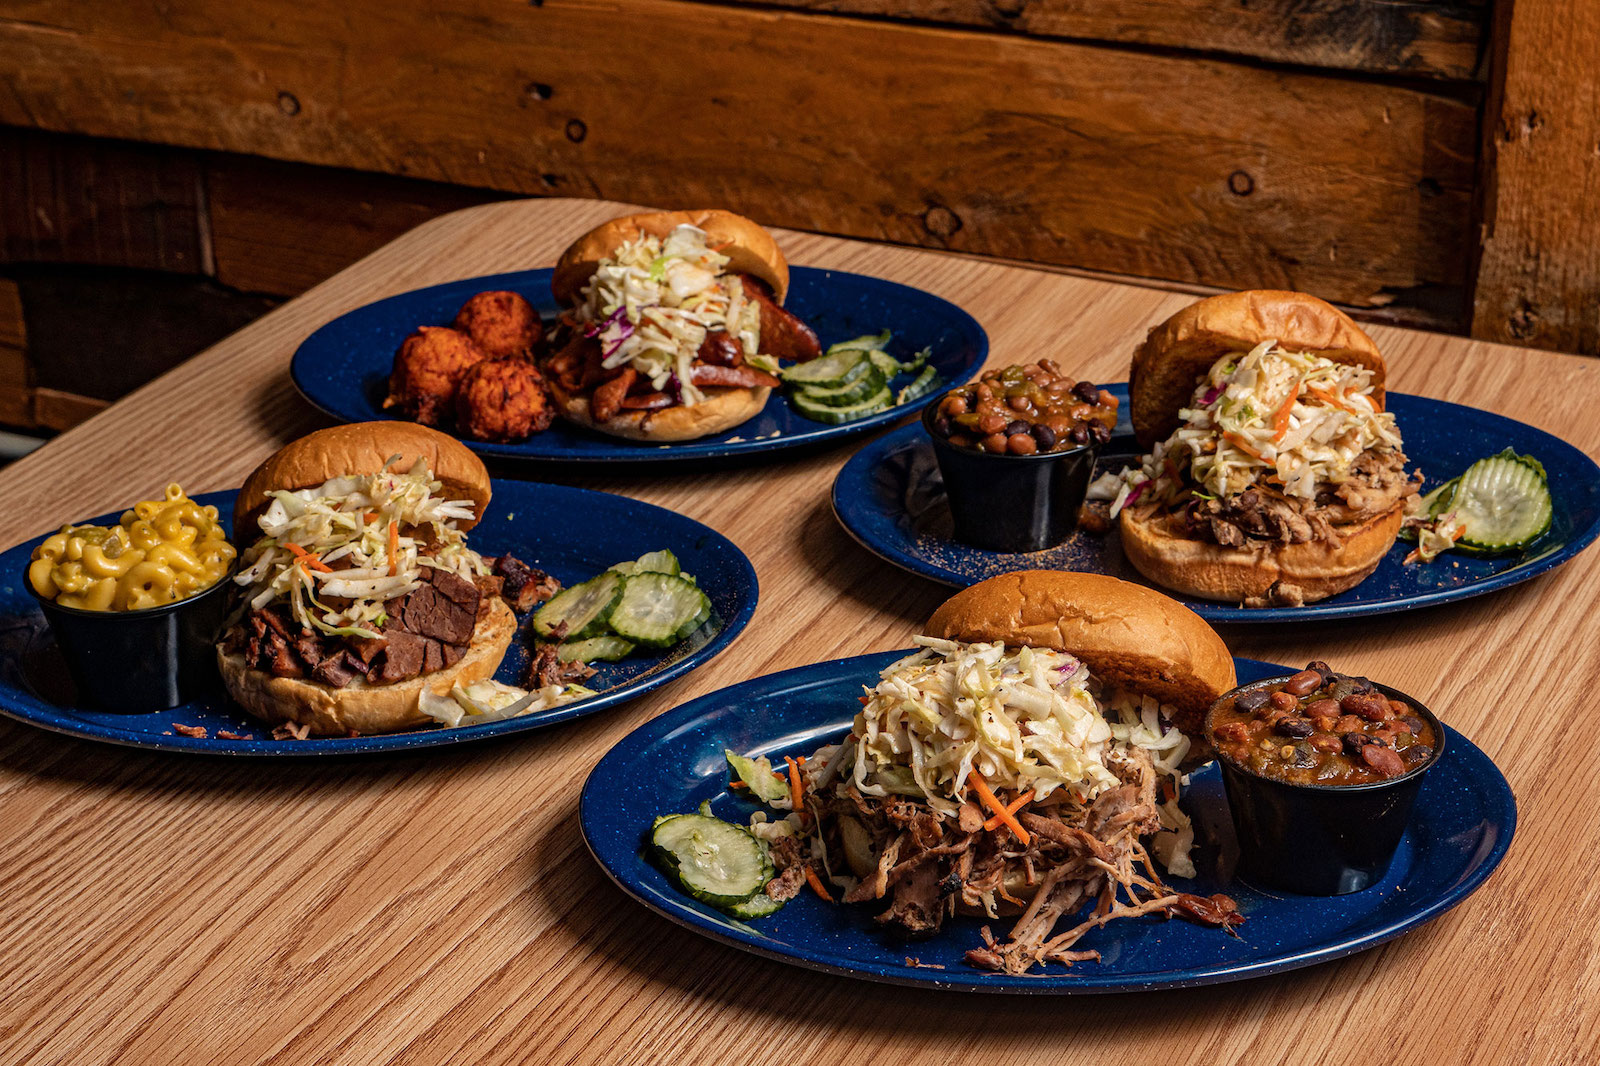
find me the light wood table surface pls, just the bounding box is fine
[3,198,1596,1066]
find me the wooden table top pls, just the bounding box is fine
[3,197,1596,1066]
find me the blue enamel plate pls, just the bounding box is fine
[291,267,987,463]
[0,483,756,755]
[581,654,1515,993]
[832,385,1600,622]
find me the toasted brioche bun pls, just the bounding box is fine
[552,208,789,306]
[925,570,1234,739]
[234,422,491,534]
[1120,502,1403,608]
[218,599,516,736]
[542,375,769,442]
[1130,290,1385,447]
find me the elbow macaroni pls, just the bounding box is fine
[29,484,236,611]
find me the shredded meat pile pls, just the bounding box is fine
[1178,446,1419,548]
[808,749,1242,974]
[222,554,556,689]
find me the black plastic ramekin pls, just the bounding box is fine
[25,564,235,713]
[1207,675,1446,896]
[922,403,1100,552]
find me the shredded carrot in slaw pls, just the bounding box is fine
[968,771,1030,846]
[983,790,1035,832]
[387,520,400,577]
[786,756,806,818]
[284,542,332,573]
[1223,431,1266,462]
[1271,384,1301,443]
[803,865,833,902]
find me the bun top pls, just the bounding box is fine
[552,209,789,306]
[925,570,1235,737]
[234,422,492,533]
[1129,290,1385,447]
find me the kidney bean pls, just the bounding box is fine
[941,394,968,416]
[977,412,1007,435]
[1005,419,1029,436]
[1400,715,1426,735]
[1283,670,1323,696]
[1388,699,1409,715]
[1268,690,1298,712]
[1235,689,1271,715]
[1072,380,1099,403]
[1007,433,1038,455]
[1306,660,1335,682]
[1341,733,1372,756]
[980,432,1008,453]
[1031,423,1057,450]
[1360,744,1405,777]
[1091,423,1111,443]
[1008,395,1032,413]
[1069,425,1090,445]
[1274,718,1314,739]
[1306,698,1340,719]
[1309,734,1342,754]
[933,416,953,437]
[1341,693,1391,721]
[1403,744,1434,766]
[1097,389,1118,408]
[1334,715,1366,734]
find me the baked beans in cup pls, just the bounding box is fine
[1205,664,1446,895]
[928,361,1118,456]
[921,362,1113,553]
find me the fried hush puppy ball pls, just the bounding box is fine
[453,291,543,360]
[384,326,488,426]
[454,358,556,442]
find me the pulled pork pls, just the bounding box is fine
[810,750,1241,974]
[1179,446,1419,548]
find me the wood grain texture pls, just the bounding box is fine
[0,0,1475,309]
[207,156,505,296]
[0,127,206,275]
[1,198,1597,1066]
[711,0,1488,79]
[1470,0,1600,354]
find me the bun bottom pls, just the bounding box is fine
[1119,504,1404,607]
[217,599,517,736]
[545,377,768,441]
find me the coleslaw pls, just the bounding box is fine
[1093,340,1402,517]
[233,457,489,639]
[809,636,1195,868]
[575,224,765,406]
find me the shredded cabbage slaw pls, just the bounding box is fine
[810,636,1196,870]
[575,224,765,406]
[1091,341,1402,517]
[232,456,489,639]
[417,678,594,728]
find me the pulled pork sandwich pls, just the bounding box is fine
[542,209,821,441]
[761,571,1243,975]
[1092,290,1420,607]
[218,422,550,736]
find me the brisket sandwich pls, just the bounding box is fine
[541,209,821,441]
[217,422,531,736]
[1096,290,1419,607]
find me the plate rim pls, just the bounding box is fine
[580,651,1518,993]
[830,389,1600,623]
[289,265,989,464]
[0,482,759,756]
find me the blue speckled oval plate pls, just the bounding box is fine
[290,267,987,463]
[0,484,756,755]
[832,384,1600,622]
[581,654,1515,993]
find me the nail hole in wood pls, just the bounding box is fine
[566,119,587,143]
[526,83,553,101]
[1228,170,1254,196]
[922,206,962,239]
[277,92,301,116]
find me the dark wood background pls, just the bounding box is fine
[0,0,1591,433]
